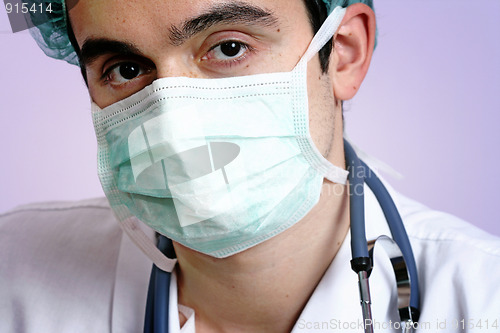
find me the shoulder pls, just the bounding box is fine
[395,192,500,323]
[0,197,113,221]
[0,197,118,240]
[0,198,123,332]
[397,192,500,258]
[0,197,121,259]
[0,196,123,271]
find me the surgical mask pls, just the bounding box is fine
[92,7,347,263]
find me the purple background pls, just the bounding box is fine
[1,1,499,235]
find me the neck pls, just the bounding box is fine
[174,99,349,333]
[174,180,349,333]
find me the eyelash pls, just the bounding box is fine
[99,39,256,87]
[101,63,150,86]
[202,40,255,68]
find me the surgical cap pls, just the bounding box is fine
[27,0,78,65]
[323,0,375,16]
[26,0,375,66]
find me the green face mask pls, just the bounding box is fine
[91,8,347,262]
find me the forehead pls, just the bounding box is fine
[69,0,310,46]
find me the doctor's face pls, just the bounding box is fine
[68,0,340,159]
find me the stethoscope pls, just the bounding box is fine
[144,140,421,333]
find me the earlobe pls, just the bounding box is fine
[330,3,376,101]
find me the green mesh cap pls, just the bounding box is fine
[323,0,377,48]
[27,0,374,66]
[323,0,374,14]
[27,0,78,65]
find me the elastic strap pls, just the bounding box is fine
[301,6,346,64]
[121,217,177,273]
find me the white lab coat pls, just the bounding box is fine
[1,180,500,332]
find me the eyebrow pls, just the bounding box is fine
[79,2,279,66]
[80,39,144,67]
[169,3,279,45]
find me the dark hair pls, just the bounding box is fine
[66,0,333,82]
[65,13,87,83]
[302,0,332,73]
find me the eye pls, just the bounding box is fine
[104,62,151,85]
[203,41,249,61]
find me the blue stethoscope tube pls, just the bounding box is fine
[144,140,421,333]
[344,140,420,321]
[144,236,174,333]
[344,140,370,260]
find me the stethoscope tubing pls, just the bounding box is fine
[359,158,420,312]
[345,140,420,319]
[144,237,173,333]
[344,141,370,259]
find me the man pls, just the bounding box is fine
[1,1,499,332]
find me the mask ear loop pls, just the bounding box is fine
[289,6,349,184]
[298,6,346,67]
[121,217,178,273]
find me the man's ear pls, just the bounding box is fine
[330,3,376,100]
